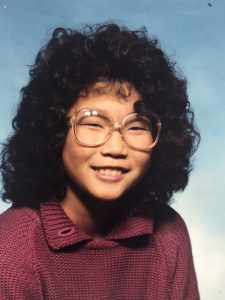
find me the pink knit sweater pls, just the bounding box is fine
[0,201,200,299]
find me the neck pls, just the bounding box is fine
[60,184,130,240]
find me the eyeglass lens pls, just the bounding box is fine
[73,109,159,149]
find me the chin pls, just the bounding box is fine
[92,193,124,202]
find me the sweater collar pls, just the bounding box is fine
[40,201,154,251]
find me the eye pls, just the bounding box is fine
[78,116,106,129]
[127,119,151,132]
[128,126,149,131]
[80,122,103,128]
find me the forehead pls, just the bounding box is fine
[85,81,134,97]
[68,81,141,116]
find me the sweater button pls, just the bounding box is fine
[58,227,75,236]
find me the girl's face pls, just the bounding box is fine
[62,82,152,202]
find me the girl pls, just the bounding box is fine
[0,23,200,299]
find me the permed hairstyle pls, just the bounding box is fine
[0,23,200,209]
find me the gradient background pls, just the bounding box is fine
[0,1,224,299]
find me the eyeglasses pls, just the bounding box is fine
[68,107,162,151]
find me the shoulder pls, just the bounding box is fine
[151,203,200,299]
[0,205,40,238]
[0,207,44,296]
[153,201,190,242]
[152,201,194,270]
[0,206,41,265]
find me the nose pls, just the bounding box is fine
[100,130,128,158]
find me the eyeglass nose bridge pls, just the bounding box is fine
[110,122,124,136]
[106,122,126,143]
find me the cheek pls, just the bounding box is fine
[134,153,151,175]
[62,135,80,170]
[62,133,93,171]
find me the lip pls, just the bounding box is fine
[91,166,129,182]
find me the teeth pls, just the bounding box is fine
[110,169,117,176]
[99,169,105,175]
[105,169,111,176]
[116,170,122,176]
[95,168,124,176]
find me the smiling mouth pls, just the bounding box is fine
[92,167,129,176]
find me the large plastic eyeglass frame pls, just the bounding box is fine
[68,107,162,151]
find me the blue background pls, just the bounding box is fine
[0,1,225,298]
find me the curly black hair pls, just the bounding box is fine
[0,23,200,209]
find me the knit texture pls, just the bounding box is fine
[0,201,200,300]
